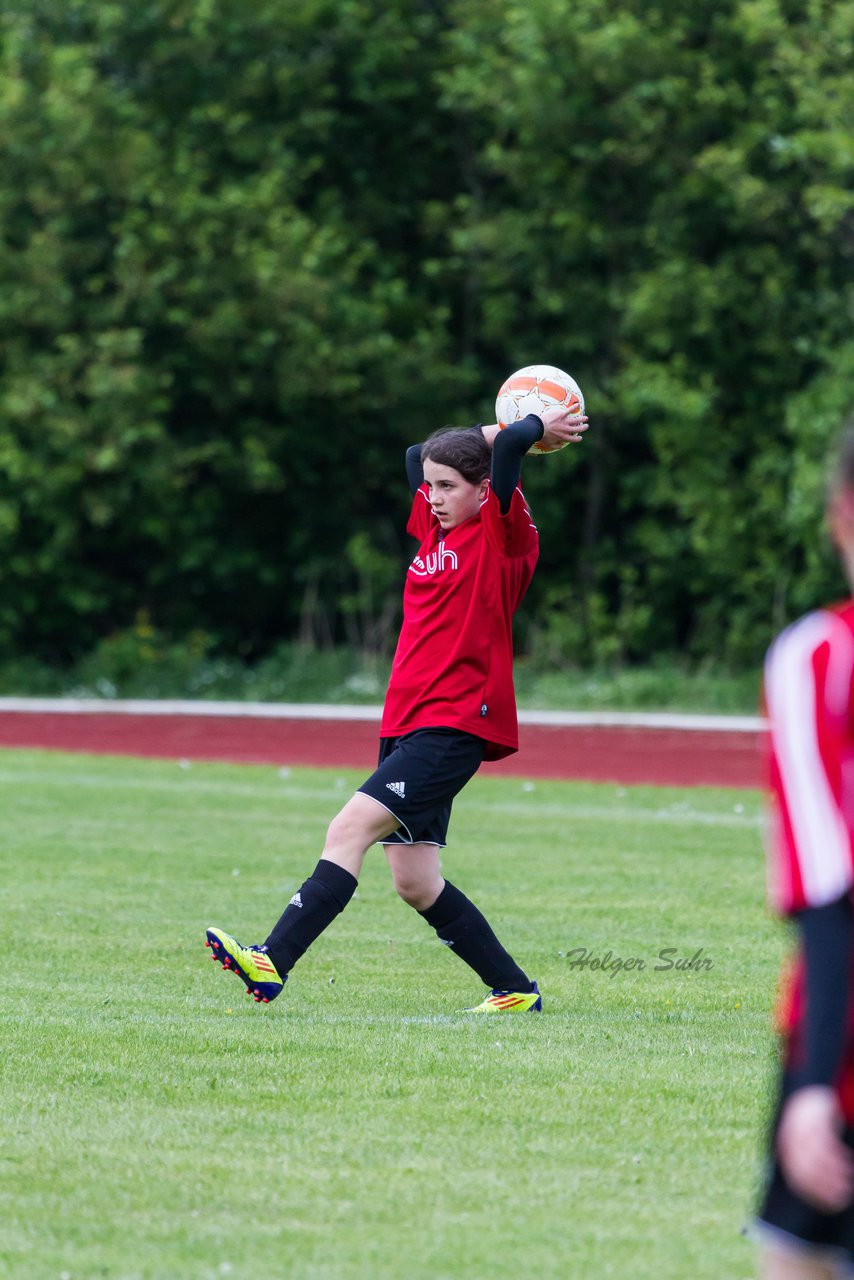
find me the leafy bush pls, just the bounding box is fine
[0,0,851,671]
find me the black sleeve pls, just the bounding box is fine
[790,895,854,1089]
[405,444,424,495]
[491,415,544,514]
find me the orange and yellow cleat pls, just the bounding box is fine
[205,927,286,1004]
[464,981,542,1013]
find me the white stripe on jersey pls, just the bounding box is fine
[765,610,854,908]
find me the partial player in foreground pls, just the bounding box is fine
[752,423,854,1278]
[205,369,588,1014]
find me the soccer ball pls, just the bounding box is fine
[495,364,585,454]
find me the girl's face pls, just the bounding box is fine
[423,459,487,532]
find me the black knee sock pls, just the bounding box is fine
[263,859,358,974]
[418,880,532,992]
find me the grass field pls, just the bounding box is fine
[1,750,783,1280]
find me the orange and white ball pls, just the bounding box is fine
[495,364,585,454]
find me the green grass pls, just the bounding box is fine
[0,751,783,1279]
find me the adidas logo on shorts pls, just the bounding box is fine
[386,781,406,799]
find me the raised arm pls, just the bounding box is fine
[490,416,545,513]
[488,406,589,513]
[405,443,425,495]
[407,404,587,506]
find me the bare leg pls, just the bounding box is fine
[386,843,532,993]
[320,793,402,877]
[384,841,444,911]
[261,792,400,973]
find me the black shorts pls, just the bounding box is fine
[753,1074,854,1271]
[357,728,485,847]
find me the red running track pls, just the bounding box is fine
[0,708,765,789]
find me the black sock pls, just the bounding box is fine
[418,880,532,992]
[263,859,358,974]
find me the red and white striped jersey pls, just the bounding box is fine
[765,601,854,916]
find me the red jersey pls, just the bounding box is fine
[380,481,538,760]
[765,602,854,1117]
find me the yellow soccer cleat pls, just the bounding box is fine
[205,927,286,1004]
[465,981,542,1013]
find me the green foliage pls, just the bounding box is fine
[0,0,464,662]
[0,0,852,671]
[438,0,854,663]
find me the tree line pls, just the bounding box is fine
[0,0,852,673]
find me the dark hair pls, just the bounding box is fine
[421,428,490,484]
